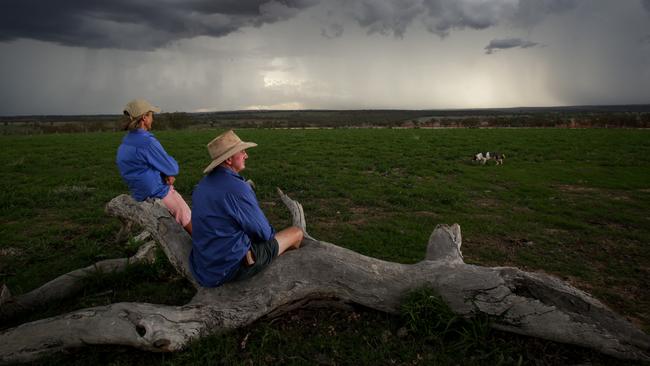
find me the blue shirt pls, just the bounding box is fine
[116,129,179,201]
[190,166,275,287]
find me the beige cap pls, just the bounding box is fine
[123,99,161,120]
[203,130,257,174]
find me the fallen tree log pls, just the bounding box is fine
[0,237,157,324]
[0,192,648,364]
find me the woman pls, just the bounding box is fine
[116,99,192,235]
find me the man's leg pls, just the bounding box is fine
[275,226,303,255]
[244,226,303,265]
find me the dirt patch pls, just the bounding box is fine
[607,194,633,202]
[308,197,354,207]
[512,206,534,214]
[52,185,96,195]
[361,167,407,177]
[543,228,570,236]
[556,185,633,202]
[555,184,599,193]
[462,236,521,267]
[0,247,24,257]
[346,205,391,226]
[349,206,371,215]
[474,198,501,208]
[469,213,504,223]
[412,211,439,218]
[310,204,391,229]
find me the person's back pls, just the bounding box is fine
[189,130,303,288]
[115,99,192,235]
[191,166,274,287]
[116,129,177,201]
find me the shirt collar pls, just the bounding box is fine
[216,165,245,181]
[130,128,153,136]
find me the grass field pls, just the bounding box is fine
[1,128,649,365]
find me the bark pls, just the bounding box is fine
[105,197,199,289]
[0,193,648,364]
[0,239,157,324]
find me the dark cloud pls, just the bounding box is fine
[484,38,540,54]
[0,0,582,50]
[421,0,518,37]
[0,0,317,50]
[338,0,578,38]
[351,1,422,37]
[642,0,650,12]
[511,0,578,28]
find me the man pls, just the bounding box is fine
[190,130,303,287]
[116,99,192,234]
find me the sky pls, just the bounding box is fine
[1,0,649,115]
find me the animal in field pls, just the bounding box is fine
[473,152,488,164]
[472,152,506,165]
[491,152,506,165]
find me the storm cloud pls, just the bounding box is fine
[642,0,650,12]
[0,0,649,115]
[0,0,318,50]
[1,0,581,50]
[316,0,579,39]
[484,38,540,54]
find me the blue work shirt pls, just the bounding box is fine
[116,129,179,201]
[190,166,275,287]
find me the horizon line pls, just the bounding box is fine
[1,103,650,118]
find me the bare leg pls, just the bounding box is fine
[275,226,304,255]
[160,188,192,236]
[244,226,303,265]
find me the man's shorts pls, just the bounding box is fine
[230,237,279,282]
[160,185,192,227]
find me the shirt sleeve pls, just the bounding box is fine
[145,138,179,177]
[226,189,275,243]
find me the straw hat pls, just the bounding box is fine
[203,130,257,174]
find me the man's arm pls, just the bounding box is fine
[226,191,275,243]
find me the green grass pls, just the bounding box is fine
[1,128,649,365]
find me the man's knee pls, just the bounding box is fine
[282,226,302,247]
[290,226,304,248]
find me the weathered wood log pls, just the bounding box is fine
[105,197,199,289]
[114,218,135,243]
[0,193,648,364]
[0,239,157,324]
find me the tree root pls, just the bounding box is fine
[0,238,157,324]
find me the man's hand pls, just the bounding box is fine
[165,176,176,185]
[245,250,256,266]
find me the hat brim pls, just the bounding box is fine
[123,106,162,128]
[203,141,257,174]
[124,105,162,118]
